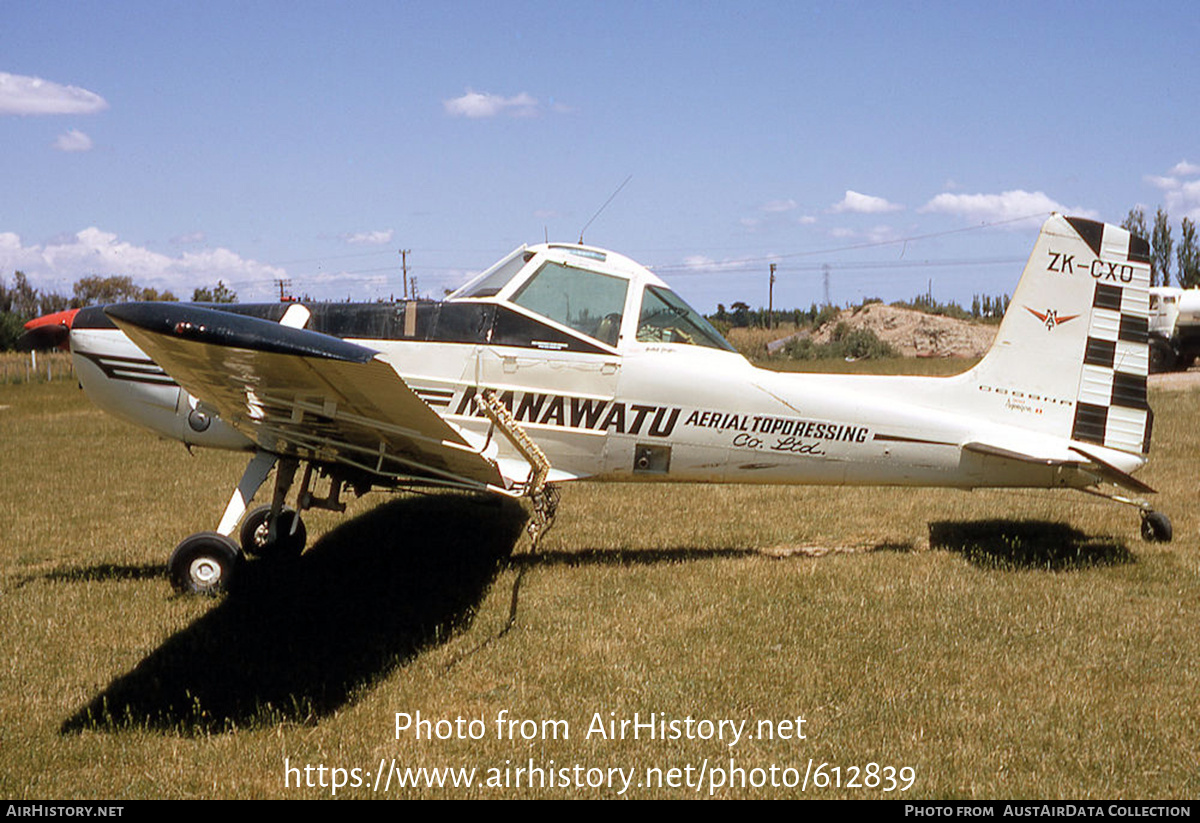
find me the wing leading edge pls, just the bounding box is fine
[106,302,506,491]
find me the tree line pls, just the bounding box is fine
[0,273,236,350]
[1121,206,1200,288]
[708,292,1010,333]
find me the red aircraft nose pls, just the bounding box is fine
[17,309,79,351]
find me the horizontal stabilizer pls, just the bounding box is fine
[1069,446,1156,495]
[962,440,1155,495]
[962,441,1067,467]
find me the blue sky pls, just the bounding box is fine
[3,1,1198,311]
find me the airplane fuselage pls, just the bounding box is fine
[69,314,1135,495]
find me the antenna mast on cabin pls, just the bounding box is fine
[578,175,632,244]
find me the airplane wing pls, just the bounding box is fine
[105,303,507,491]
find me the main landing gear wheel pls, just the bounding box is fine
[168,532,242,595]
[239,504,307,560]
[1140,511,1173,543]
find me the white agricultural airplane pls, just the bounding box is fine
[24,213,1171,594]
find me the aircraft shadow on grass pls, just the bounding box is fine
[61,493,528,735]
[14,563,163,588]
[59,498,797,736]
[58,501,1126,734]
[928,519,1134,571]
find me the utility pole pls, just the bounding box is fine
[399,249,411,299]
[768,263,776,329]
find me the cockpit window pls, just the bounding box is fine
[453,248,532,298]
[509,261,628,346]
[637,285,736,351]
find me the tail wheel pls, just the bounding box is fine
[239,504,307,559]
[1140,511,1173,543]
[168,532,242,595]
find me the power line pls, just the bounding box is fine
[651,212,1048,272]
[666,256,1025,277]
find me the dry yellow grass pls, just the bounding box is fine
[2,376,1198,799]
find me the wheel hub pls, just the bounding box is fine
[189,557,223,586]
[252,522,270,549]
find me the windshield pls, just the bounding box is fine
[637,286,735,351]
[452,248,532,298]
[510,261,628,346]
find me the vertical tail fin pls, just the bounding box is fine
[963,214,1152,455]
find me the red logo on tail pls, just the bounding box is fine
[1025,307,1080,330]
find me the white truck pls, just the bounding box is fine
[1149,286,1200,372]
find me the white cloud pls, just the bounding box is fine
[443,89,538,118]
[52,129,93,152]
[831,190,902,214]
[678,254,756,273]
[1146,166,1200,221]
[797,215,818,225]
[0,72,108,116]
[1146,175,1178,190]
[760,198,797,213]
[919,189,1096,223]
[342,229,394,245]
[0,228,285,301]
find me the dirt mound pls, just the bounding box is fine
[810,304,997,358]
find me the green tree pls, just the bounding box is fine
[0,312,24,350]
[73,275,142,305]
[1177,217,1200,289]
[4,271,41,316]
[1122,207,1148,243]
[193,280,238,303]
[139,287,178,302]
[72,275,176,304]
[1152,207,1173,288]
[0,271,74,350]
[1,272,40,350]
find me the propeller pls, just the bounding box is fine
[15,309,79,351]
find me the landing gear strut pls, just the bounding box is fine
[1080,486,1173,544]
[165,450,332,595]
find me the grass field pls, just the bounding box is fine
[1,369,1198,799]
